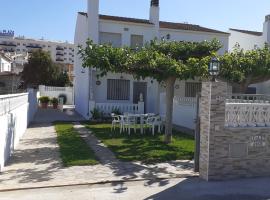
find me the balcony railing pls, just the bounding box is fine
[56,52,64,56]
[56,58,64,62]
[0,43,16,47]
[56,47,64,51]
[26,45,42,49]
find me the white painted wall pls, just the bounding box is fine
[39,85,74,105]
[74,13,90,119]
[160,29,229,54]
[159,93,196,130]
[0,91,38,172]
[0,57,11,72]
[229,30,264,51]
[93,72,159,113]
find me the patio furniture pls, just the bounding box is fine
[120,114,137,135]
[146,115,163,135]
[111,113,121,131]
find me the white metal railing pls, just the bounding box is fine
[174,96,197,107]
[227,94,270,103]
[0,93,28,116]
[44,86,66,92]
[95,102,143,114]
[225,102,270,128]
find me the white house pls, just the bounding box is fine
[74,0,230,121]
[229,15,270,94]
[0,53,12,72]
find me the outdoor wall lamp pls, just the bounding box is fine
[209,57,220,82]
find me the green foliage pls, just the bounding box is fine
[22,49,71,87]
[54,123,98,166]
[83,123,194,163]
[219,44,270,92]
[79,39,221,82]
[38,96,50,104]
[50,97,58,104]
[90,108,104,120]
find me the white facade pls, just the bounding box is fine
[0,91,38,172]
[229,15,270,95]
[74,0,230,120]
[0,36,75,65]
[0,55,12,72]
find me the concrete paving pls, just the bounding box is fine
[1,177,270,200]
[0,110,196,191]
[32,107,85,123]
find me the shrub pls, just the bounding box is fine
[39,96,50,104]
[90,108,104,120]
[51,97,58,104]
[58,94,67,104]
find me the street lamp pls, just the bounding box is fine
[209,57,220,82]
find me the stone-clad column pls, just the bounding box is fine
[199,81,227,181]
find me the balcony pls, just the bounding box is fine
[0,42,16,47]
[56,52,64,56]
[56,46,64,51]
[26,44,42,49]
[56,58,64,62]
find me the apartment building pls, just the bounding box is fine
[0,30,75,80]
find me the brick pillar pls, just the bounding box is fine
[199,81,227,181]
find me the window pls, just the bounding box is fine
[100,32,122,47]
[185,82,201,97]
[107,79,130,100]
[130,34,143,49]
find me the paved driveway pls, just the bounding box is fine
[0,108,196,191]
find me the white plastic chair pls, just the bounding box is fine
[146,115,163,136]
[121,114,137,135]
[111,113,121,131]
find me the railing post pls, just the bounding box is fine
[138,101,144,114]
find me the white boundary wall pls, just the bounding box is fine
[160,93,197,130]
[0,90,38,172]
[39,85,74,105]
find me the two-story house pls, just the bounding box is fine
[74,0,230,119]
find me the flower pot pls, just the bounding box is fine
[53,103,58,109]
[41,103,48,109]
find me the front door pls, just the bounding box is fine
[133,82,147,112]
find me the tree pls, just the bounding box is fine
[220,44,270,93]
[22,49,71,87]
[79,39,221,143]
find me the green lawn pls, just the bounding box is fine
[83,123,195,163]
[54,123,99,167]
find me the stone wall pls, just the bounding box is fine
[199,81,270,181]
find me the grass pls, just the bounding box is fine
[54,123,98,167]
[83,123,195,163]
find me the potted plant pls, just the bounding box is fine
[39,96,50,109]
[51,97,59,109]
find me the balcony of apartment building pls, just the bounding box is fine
[0,48,15,53]
[56,51,64,56]
[56,57,64,62]
[26,44,42,49]
[0,42,17,47]
[56,46,64,51]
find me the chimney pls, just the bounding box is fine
[263,15,270,44]
[87,0,99,43]
[149,0,160,38]
[150,0,160,25]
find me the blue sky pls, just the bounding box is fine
[1,0,270,43]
